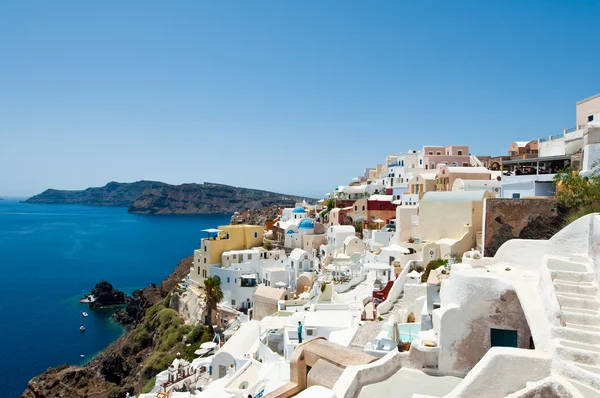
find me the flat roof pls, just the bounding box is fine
[421,191,487,203]
[502,155,571,165]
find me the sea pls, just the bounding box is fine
[0,198,232,397]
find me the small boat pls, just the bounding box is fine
[82,312,89,317]
[80,354,85,358]
[80,326,86,331]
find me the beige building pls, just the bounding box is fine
[414,191,492,257]
[190,225,264,288]
[576,92,600,129]
[252,286,290,321]
[436,166,491,191]
[407,173,437,199]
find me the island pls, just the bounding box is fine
[24,181,314,215]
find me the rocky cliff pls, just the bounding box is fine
[88,281,129,308]
[22,256,194,398]
[25,181,313,215]
[230,204,281,225]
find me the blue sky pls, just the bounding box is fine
[1,1,599,198]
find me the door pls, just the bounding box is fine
[219,365,227,378]
[490,328,518,348]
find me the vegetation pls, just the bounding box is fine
[421,258,448,283]
[321,198,335,218]
[553,165,600,225]
[354,221,363,233]
[320,282,327,293]
[142,376,156,393]
[204,276,224,326]
[263,240,273,250]
[409,264,424,274]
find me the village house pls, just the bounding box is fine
[422,145,470,170]
[435,165,491,191]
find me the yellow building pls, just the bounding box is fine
[190,225,264,288]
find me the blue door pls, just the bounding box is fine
[491,328,518,348]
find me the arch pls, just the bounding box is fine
[451,161,458,167]
[430,162,436,169]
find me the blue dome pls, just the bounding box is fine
[298,219,314,229]
[292,207,306,213]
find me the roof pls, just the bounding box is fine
[446,167,490,174]
[293,206,307,213]
[514,141,530,147]
[454,179,501,189]
[290,248,310,260]
[343,235,360,245]
[421,191,488,203]
[342,186,366,194]
[367,194,394,202]
[329,225,356,233]
[215,320,260,360]
[298,219,315,229]
[254,286,288,301]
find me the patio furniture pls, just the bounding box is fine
[373,280,394,301]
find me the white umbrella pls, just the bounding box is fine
[383,244,410,254]
[275,282,287,288]
[374,219,385,224]
[364,262,390,270]
[200,341,218,350]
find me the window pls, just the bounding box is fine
[589,115,595,122]
[197,266,200,275]
[254,232,258,238]
[458,150,463,155]
[204,245,207,252]
[232,254,237,259]
[248,254,252,260]
[362,206,365,211]
[227,277,230,283]
[379,204,383,209]
[231,299,236,306]
[234,278,237,283]
[204,258,207,264]
[491,328,518,348]
[419,159,422,165]
[436,151,441,155]
[430,162,435,169]
[354,206,357,211]
[462,162,469,167]
[428,151,433,155]
[451,161,458,167]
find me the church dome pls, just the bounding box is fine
[298,219,314,229]
[292,207,307,213]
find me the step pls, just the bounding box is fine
[557,360,600,392]
[570,380,600,398]
[547,258,590,272]
[551,270,596,283]
[554,326,600,345]
[557,294,600,311]
[561,340,600,353]
[554,281,598,296]
[563,307,600,316]
[563,311,600,326]
[567,323,600,333]
[555,341,600,365]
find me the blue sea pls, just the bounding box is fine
[0,198,231,397]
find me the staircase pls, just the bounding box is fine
[549,258,600,397]
[381,294,404,321]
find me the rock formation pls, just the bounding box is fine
[88,281,129,308]
[24,181,314,215]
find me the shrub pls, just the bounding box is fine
[134,325,152,348]
[320,282,327,293]
[142,351,175,379]
[264,240,273,250]
[421,259,448,283]
[200,328,212,344]
[409,264,424,273]
[186,324,206,344]
[142,376,156,393]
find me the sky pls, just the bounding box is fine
[1,1,599,199]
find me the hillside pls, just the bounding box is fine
[25,181,313,215]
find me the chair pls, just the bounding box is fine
[373,280,394,301]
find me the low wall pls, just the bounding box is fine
[332,350,408,398]
[376,261,413,316]
[445,347,551,398]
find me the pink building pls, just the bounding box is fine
[422,145,470,170]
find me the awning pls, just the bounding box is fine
[201,228,223,233]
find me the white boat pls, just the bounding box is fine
[82,312,89,317]
[80,326,86,331]
[80,354,85,358]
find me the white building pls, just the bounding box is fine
[500,173,556,198]
[320,225,356,257]
[452,178,501,197]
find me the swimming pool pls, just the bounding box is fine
[396,323,421,342]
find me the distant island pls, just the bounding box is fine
[24,181,314,215]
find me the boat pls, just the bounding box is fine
[80,326,86,331]
[80,354,85,358]
[82,312,89,317]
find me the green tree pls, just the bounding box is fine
[553,165,600,224]
[204,276,224,326]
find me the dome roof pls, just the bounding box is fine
[292,207,307,213]
[298,219,314,229]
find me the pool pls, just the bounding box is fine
[395,323,421,342]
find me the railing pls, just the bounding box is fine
[539,134,564,143]
[565,127,578,133]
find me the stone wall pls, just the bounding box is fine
[483,198,565,257]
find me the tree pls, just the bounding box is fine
[553,164,600,225]
[203,276,224,326]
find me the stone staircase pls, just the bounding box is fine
[549,258,600,397]
[381,294,404,321]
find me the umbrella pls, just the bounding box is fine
[374,219,385,224]
[383,244,410,254]
[200,341,218,350]
[392,321,400,344]
[364,262,390,271]
[275,282,287,288]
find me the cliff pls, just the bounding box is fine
[88,281,129,309]
[25,181,314,215]
[22,256,195,398]
[230,204,281,225]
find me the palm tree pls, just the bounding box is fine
[204,276,224,326]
